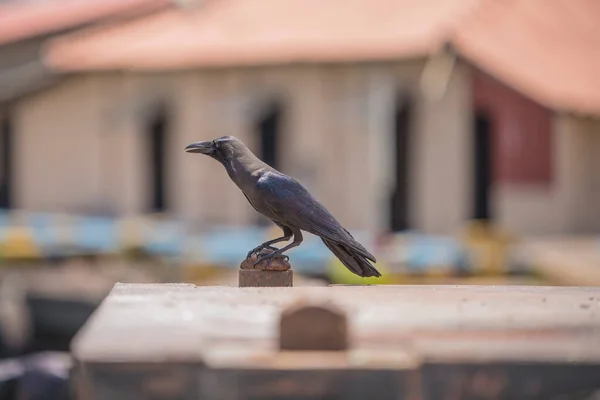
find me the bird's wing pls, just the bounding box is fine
[256,173,376,262]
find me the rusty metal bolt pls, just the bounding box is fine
[278,301,348,351]
[240,248,291,271]
[239,248,293,287]
[239,270,293,287]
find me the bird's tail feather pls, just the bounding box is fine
[342,228,377,263]
[322,238,382,278]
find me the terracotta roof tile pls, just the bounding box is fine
[43,0,478,70]
[452,0,600,115]
[39,0,600,115]
[0,0,171,45]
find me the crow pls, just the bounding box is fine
[185,136,381,278]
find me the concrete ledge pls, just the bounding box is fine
[70,283,600,399]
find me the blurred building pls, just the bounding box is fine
[1,0,599,235]
[0,0,171,211]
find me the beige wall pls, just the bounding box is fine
[12,62,598,235]
[411,61,472,234]
[14,76,104,212]
[6,62,478,234]
[494,115,600,235]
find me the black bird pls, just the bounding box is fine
[185,136,381,278]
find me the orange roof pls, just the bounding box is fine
[452,0,600,115]
[0,0,171,45]
[43,0,479,69]
[41,0,600,115]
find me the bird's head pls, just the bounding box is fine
[184,136,242,163]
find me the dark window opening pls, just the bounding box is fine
[147,108,169,213]
[390,95,412,232]
[472,111,493,220]
[254,100,283,226]
[257,101,282,170]
[0,113,13,209]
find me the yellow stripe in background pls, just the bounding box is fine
[0,226,41,260]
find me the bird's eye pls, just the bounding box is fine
[214,141,220,149]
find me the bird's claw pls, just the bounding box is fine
[252,253,289,269]
[252,255,272,269]
[246,245,279,260]
[246,247,262,260]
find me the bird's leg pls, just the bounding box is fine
[246,226,293,259]
[253,229,303,268]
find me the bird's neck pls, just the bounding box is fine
[222,150,271,187]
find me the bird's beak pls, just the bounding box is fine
[185,141,213,154]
